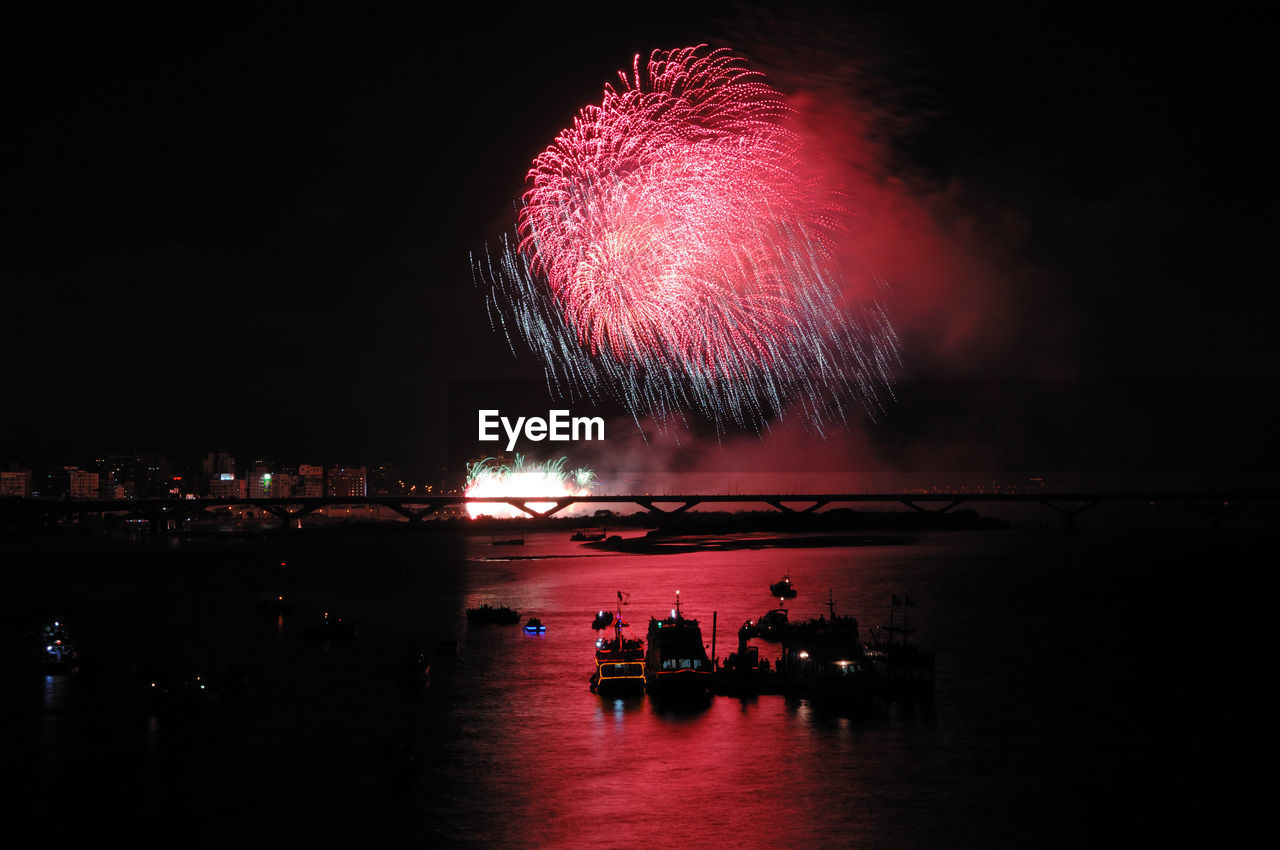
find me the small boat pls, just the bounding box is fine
[755,608,789,642]
[591,591,646,696]
[523,617,547,633]
[397,651,431,692]
[39,620,80,674]
[257,593,294,615]
[591,609,616,630]
[644,591,712,702]
[570,527,607,542]
[303,611,358,640]
[491,534,525,546]
[466,604,521,625]
[714,644,782,696]
[136,664,218,714]
[769,574,798,599]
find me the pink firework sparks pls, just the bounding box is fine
[477,45,898,434]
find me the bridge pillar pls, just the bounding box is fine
[1039,500,1098,529]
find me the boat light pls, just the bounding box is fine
[798,651,810,659]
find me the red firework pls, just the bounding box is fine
[517,45,843,378]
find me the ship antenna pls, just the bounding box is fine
[826,589,837,619]
[675,590,682,619]
[615,590,624,644]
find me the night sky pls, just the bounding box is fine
[5,3,1276,489]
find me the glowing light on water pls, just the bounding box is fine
[464,455,597,519]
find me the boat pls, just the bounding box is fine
[303,610,358,640]
[523,617,547,633]
[769,574,798,599]
[590,591,646,696]
[397,650,431,692]
[136,664,218,714]
[256,593,294,615]
[591,609,616,630]
[755,607,789,642]
[644,591,712,702]
[714,627,782,696]
[466,604,521,625]
[781,592,870,704]
[491,534,525,545]
[864,593,935,703]
[570,527,606,542]
[39,620,80,674]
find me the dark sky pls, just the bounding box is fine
[4,2,1276,488]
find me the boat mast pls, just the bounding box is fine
[614,590,624,646]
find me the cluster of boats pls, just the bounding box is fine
[465,604,521,626]
[589,577,935,707]
[591,590,713,701]
[466,603,545,633]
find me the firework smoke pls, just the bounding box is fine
[476,45,899,436]
[464,455,598,518]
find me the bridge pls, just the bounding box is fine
[3,491,1276,531]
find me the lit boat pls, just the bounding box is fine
[769,574,798,599]
[644,591,712,702]
[782,592,869,704]
[303,610,358,640]
[590,591,646,696]
[257,593,294,615]
[523,617,547,633]
[755,607,789,642]
[40,620,80,674]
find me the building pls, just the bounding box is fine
[369,463,408,496]
[201,452,236,495]
[273,472,298,499]
[1,469,32,497]
[298,464,325,497]
[208,473,240,500]
[98,452,171,499]
[326,466,367,498]
[249,462,279,499]
[45,467,99,499]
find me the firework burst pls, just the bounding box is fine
[476,45,899,435]
[464,455,597,519]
